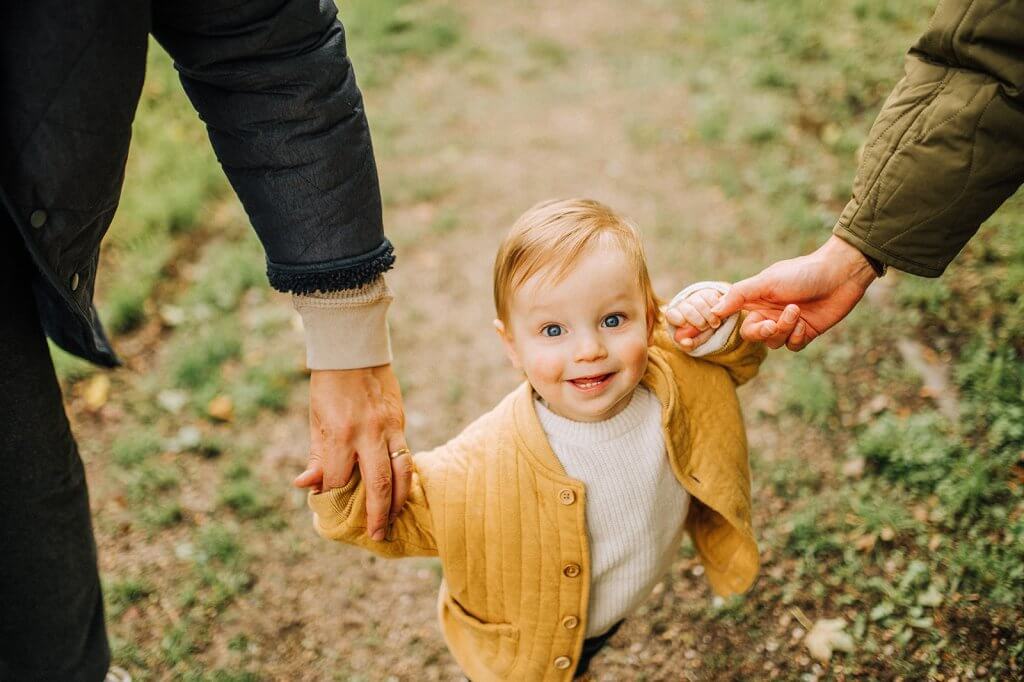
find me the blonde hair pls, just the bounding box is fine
[493,198,660,329]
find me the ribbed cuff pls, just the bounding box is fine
[292,276,394,370]
[308,475,362,537]
[665,281,739,358]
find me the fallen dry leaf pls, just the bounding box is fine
[854,533,877,552]
[805,618,855,662]
[83,374,111,412]
[207,395,234,422]
[842,457,866,479]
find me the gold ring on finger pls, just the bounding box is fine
[389,447,411,460]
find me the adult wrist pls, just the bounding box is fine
[819,235,878,289]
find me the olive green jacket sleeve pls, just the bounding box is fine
[834,0,1024,277]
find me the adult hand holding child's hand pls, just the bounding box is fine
[674,236,878,351]
[294,365,413,542]
[666,285,800,351]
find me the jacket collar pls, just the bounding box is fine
[509,347,690,481]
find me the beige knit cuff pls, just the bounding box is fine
[292,276,394,370]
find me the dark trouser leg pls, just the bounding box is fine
[574,619,624,679]
[0,221,110,681]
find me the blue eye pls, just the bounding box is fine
[542,324,563,337]
[602,314,623,328]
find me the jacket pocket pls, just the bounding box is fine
[442,593,520,678]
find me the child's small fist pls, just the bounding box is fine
[666,288,724,349]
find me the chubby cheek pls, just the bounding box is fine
[520,343,567,390]
[614,332,650,381]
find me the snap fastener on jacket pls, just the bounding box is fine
[562,563,581,578]
[553,656,572,670]
[30,209,47,228]
[561,615,579,630]
[558,489,575,505]
[70,273,80,291]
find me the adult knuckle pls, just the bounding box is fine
[365,411,386,434]
[368,468,392,495]
[384,411,404,432]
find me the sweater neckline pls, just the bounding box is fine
[510,341,685,482]
[534,387,656,444]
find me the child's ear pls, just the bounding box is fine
[646,309,659,346]
[493,319,522,369]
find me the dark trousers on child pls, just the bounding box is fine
[574,619,625,678]
[0,219,110,681]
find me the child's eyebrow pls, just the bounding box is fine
[523,291,638,317]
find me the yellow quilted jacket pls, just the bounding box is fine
[310,326,765,681]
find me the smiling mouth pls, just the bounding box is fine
[568,373,615,391]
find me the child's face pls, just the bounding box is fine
[496,241,651,422]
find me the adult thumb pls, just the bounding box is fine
[710,279,755,318]
[293,460,324,490]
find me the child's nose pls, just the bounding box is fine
[574,334,607,362]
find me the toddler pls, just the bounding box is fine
[310,198,772,681]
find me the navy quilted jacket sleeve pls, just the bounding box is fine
[151,0,393,293]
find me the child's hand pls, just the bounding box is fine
[666,288,724,351]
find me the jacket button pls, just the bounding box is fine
[30,209,47,228]
[558,489,575,505]
[553,656,572,670]
[562,563,581,578]
[70,273,80,291]
[561,615,579,630]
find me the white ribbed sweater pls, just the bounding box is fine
[535,387,690,638]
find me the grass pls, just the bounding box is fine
[112,429,164,468]
[98,42,224,337]
[341,0,463,88]
[106,578,155,618]
[168,322,243,391]
[780,358,837,425]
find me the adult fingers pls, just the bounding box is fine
[739,310,772,342]
[357,439,393,542]
[745,313,780,345]
[293,457,324,493]
[761,304,801,349]
[321,427,358,492]
[295,417,325,491]
[386,434,413,525]
[786,320,815,352]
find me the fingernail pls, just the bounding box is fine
[710,317,720,329]
[795,321,805,335]
[372,529,385,541]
